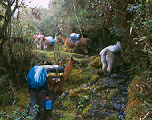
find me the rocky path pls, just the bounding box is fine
[47,72,130,120]
[98,73,129,120]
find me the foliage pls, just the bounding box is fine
[0,77,17,107]
[0,104,39,120]
[107,89,120,100]
[55,0,151,76]
[0,0,151,119]
[0,88,32,119]
[124,1,152,119]
[57,0,132,54]
[126,75,152,119]
[82,104,93,117]
[125,0,152,73]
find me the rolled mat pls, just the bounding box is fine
[46,67,64,73]
[47,72,64,77]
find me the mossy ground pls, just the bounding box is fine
[125,75,152,120]
[0,46,151,120]
[0,47,102,119]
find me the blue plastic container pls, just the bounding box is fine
[45,99,52,110]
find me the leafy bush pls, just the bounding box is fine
[0,104,37,120]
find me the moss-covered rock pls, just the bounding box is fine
[126,75,152,120]
[88,56,101,68]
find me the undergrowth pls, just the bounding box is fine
[126,75,152,120]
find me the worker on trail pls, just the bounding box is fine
[26,66,49,120]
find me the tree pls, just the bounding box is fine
[0,0,19,83]
[0,0,49,106]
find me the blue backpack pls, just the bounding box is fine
[69,33,80,43]
[26,66,47,89]
[45,36,55,45]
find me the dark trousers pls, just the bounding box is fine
[29,89,45,120]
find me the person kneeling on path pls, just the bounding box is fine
[26,66,50,120]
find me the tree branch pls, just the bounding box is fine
[73,0,83,38]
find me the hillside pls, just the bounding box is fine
[0,45,151,120]
[0,0,151,119]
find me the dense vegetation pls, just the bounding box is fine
[0,0,151,119]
